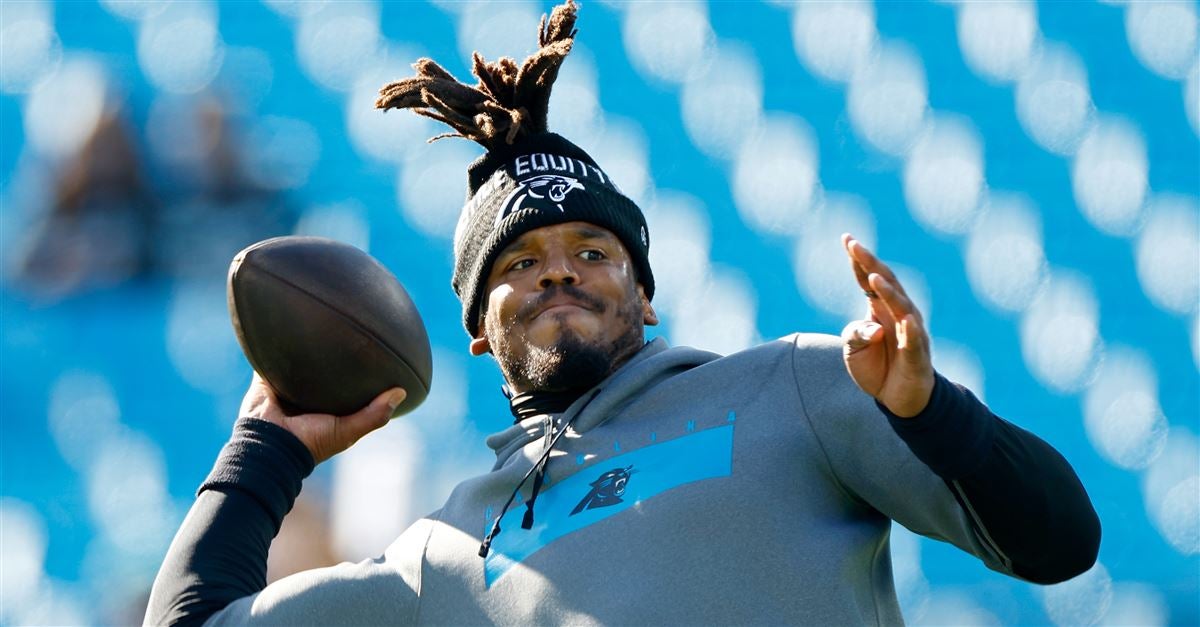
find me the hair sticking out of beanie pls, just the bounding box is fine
[375,0,578,149]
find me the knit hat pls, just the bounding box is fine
[451,133,652,336]
[375,0,653,336]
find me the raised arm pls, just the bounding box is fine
[144,377,405,626]
[836,234,1100,583]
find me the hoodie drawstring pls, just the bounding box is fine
[520,415,555,530]
[521,457,549,529]
[479,389,600,558]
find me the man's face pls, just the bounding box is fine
[470,221,658,394]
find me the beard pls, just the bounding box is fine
[488,283,645,394]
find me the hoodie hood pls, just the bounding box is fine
[484,338,721,468]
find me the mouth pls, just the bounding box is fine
[534,302,591,319]
[519,286,607,323]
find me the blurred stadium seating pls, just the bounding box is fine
[1,1,1197,624]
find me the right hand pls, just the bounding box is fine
[239,373,406,465]
[839,234,935,418]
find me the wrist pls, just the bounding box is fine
[880,373,996,479]
[199,417,316,529]
[882,372,936,418]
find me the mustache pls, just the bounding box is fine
[518,284,608,320]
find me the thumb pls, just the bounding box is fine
[338,387,406,441]
[841,320,883,352]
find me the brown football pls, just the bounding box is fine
[227,236,432,417]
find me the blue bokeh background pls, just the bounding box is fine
[1,1,1197,624]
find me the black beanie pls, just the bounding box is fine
[452,132,654,337]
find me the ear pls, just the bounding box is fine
[638,284,659,326]
[469,317,491,356]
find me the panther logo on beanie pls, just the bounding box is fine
[375,0,654,337]
[519,174,583,206]
[495,172,590,225]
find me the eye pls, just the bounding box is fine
[579,249,606,262]
[507,258,536,272]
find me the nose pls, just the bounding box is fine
[537,248,578,288]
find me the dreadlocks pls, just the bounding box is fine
[375,0,579,149]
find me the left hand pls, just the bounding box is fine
[840,234,935,418]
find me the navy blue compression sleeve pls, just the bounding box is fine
[881,374,1101,584]
[144,418,314,627]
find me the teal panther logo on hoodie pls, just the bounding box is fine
[570,466,636,515]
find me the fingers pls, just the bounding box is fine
[896,314,931,362]
[841,233,874,298]
[867,271,923,328]
[843,234,925,325]
[239,383,407,466]
[842,234,915,304]
[840,232,932,360]
[300,387,406,465]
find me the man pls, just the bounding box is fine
[145,3,1099,625]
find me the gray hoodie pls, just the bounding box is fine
[155,333,1096,626]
